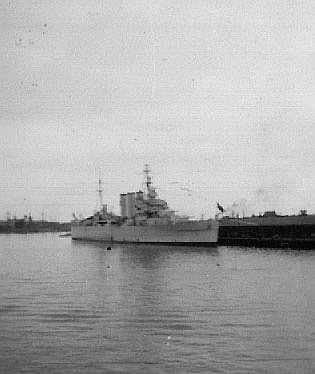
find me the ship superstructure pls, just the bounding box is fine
[71,165,218,246]
[119,164,177,226]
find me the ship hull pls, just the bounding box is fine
[71,220,218,247]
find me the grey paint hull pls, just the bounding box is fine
[71,219,218,246]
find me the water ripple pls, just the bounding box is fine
[0,234,314,374]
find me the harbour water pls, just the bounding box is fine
[0,233,314,373]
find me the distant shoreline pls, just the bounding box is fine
[0,221,71,234]
[0,229,70,234]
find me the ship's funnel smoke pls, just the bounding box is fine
[254,187,275,204]
[253,184,293,214]
[222,184,295,218]
[223,199,251,217]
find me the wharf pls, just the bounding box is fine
[218,213,315,249]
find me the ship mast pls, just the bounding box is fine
[97,176,103,211]
[96,173,108,216]
[144,164,157,199]
[144,164,151,192]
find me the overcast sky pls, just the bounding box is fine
[1,0,315,221]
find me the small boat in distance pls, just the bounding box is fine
[71,165,218,246]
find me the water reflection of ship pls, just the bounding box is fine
[70,239,220,360]
[72,165,218,246]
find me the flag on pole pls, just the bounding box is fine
[217,202,224,213]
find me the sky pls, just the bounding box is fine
[1,0,315,221]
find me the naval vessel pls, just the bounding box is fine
[71,165,218,246]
